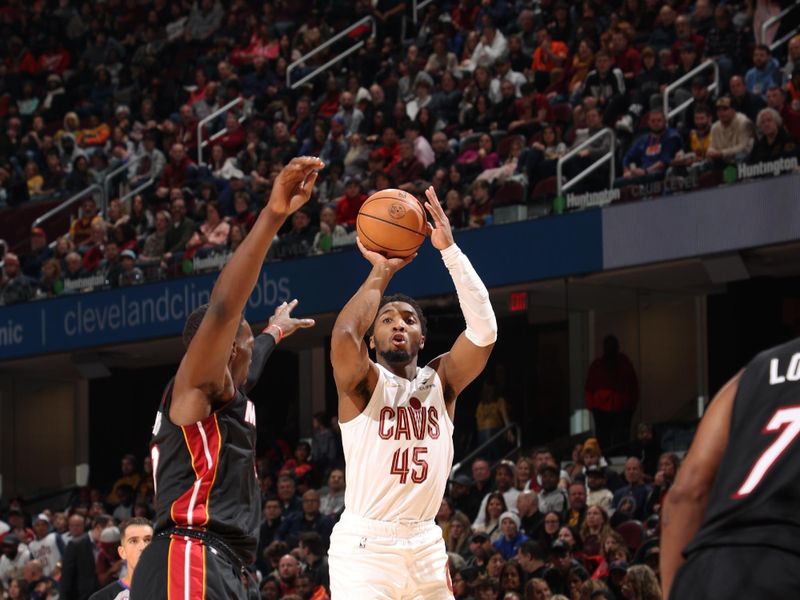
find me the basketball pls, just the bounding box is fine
[356,189,428,258]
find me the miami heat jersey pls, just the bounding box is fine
[685,337,800,557]
[149,381,260,563]
[340,363,454,522]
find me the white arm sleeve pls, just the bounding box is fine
[441,244,498,347]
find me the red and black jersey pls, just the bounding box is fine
[150,381,260,564]
[685,337,800,557]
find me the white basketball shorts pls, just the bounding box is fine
[328,512,454,600]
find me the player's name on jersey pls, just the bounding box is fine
[64,274,107,291]
[769,353,800,385]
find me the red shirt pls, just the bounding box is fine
[584,354,639,412]
[336,192,368,227]
[612,47,642,77]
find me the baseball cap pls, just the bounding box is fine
[120,249,137,260]
[716,96,732,108]
[100,526,121,543]
[450,474,473,487]
[582,438,600,455]
[31,227,46,237]
[551,539,570,554]
[470,531,490,543]
[586,465,604,476]
[2,533,20,546]
[33,513,50,525]
[609,560,629,573]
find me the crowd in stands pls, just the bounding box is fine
[0,412,674,600]
[2,0,800,305]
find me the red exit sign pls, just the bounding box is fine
[509,291,528,312]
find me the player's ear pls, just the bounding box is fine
[117,543,126,562]
[229,340,239,364]
[419,335,425,349]
[369,335,375,350]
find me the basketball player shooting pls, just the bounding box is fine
[130,156,323,600]
[661,338,800,599]
[329,186,497,599]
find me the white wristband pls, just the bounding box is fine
[440,244,497,347]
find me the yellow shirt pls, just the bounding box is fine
[475,397,508,431]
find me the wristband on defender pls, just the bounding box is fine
[263,323,284,343]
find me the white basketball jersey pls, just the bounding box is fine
[340,363,454,522]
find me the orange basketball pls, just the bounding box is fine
[356,189,428,258]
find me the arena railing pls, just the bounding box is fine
[119,176,155,206]
[556,127,615,198]
[662,59,719,123]
[286,16,375,90]
[32,183,103,230]
[449,422,522,479]
[762,2,800,52]
[102,154,146,213]
[196,96,245,167]
[412,0,435,24]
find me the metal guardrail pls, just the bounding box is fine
[120,177,155,205]
[103,155,145,212]
[450,422,522,479]
[196,96,244,167]
[556,127,615,197]
[286,16,375,90]
[762,1,800,51]
[662,59,719,122]
[412,0,435,24]
[32,184,103,229]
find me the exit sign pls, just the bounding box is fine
[509,291,528,312]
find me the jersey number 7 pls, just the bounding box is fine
[733,406,800,498]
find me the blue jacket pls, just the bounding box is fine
[493,531,529,560]
[623,127,683,171]
[745,58,781,99]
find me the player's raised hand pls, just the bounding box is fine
[267,299,315,338]
[424,186,455,250]
[356,237,416,274]
[267,156,325,218]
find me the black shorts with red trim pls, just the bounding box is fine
[670,545,800,600]
[130,533,247,600]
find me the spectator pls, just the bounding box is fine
[749,107,798,163]
[0,254,34,306]
[60,514,113,600]
[272,207,317,260]
[467,17,508,71]
[162,198,196,264]
[582,51,627,127]
[0,534,31,590]
[118,250,144,286]
[387,139,425,191]
[69,197,103,247]
[517,491,544,538]
[458,133,500,177]
[138,210,171,265]
[157,143,196,198]
[611,458,652,521]
[621,565,661,600]
[493,512,529,560]
[645,452,680,517]
[38,258,64,298]
[585,335,639,450]
[62,515,86,546]
[619,110,682,185]
[745,44,781,100]
[580,505,610,557]
[276,489,334,552]
[707,96,755,164]
[565,483,587,529]
[186,200,230,254]
[321,116,349,167]
[671,15,705,66]
[766,85,800,143]
[319,468,346,518]
[585,468,614,512]
[63,251,89,288]
[538,465,567,516]
[131,130,166,187]
[276,475,302,516]
[468,179,493,228]
[277,554,300,597]
[531,28,569,91]
[107,454,141,506]
[671,104,714,175]
[334,178,368,229]
[298,531,330,592]
[472,492,507,542]
[730,75,766,122]
[648,5,677,51]
[20,227,52,280]
[256,498,283,576]
[610,28,642,82]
